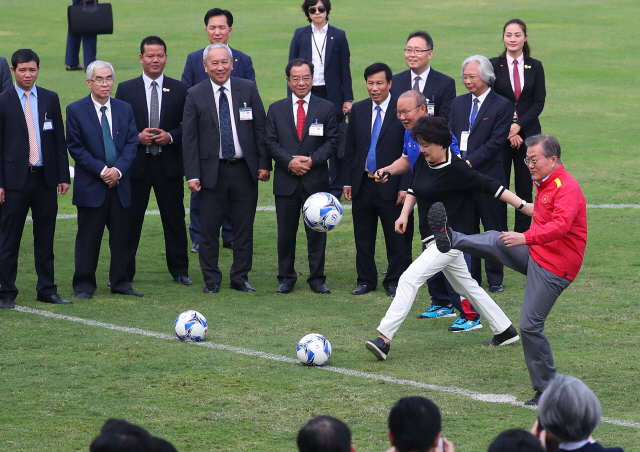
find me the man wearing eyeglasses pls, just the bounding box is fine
[390,31,456,120]
[448,55,513,294]
[66,60,140,300]
[266,58,339,295]
[429,134,587,406]
[342,63,407,297]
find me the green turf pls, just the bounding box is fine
[1,0,639,451]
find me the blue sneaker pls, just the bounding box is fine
[418,304,457,319]
[448,316,482,332]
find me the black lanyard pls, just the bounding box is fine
[311,25,328,66]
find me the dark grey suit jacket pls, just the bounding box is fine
[182,76,269,189]
[266,94,338,196]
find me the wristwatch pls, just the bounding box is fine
[516,199,527,211]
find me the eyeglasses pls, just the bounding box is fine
[462,75,479,81]
[404,48,432,55]
[524,157,549,166]
[90,76,114,85]
[289,76,312,82]
[308,6,326,14]
[396,105,420,117]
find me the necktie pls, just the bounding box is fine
[24,91,39,166]
[469,98,480,129]
[218,86,236,159]
[296,99,306,141]
[100,105,117,166]
[413,76,421,92]
[367,105,382,174]
[513,60,521,119]
[149,80,160,156]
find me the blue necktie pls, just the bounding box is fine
[219,86,236,160]
[367,105,382,174]
[100,106,117,166]
[469,98,480,128]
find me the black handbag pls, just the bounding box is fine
[336,115,349,160]
[68,0,113,36]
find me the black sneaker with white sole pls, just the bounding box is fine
[427,202,452,253]
[365,337,390,361]
[524,391,543,406]
[483,324,520,346]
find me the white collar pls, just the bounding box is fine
[506,53,524,65]
[472,87,491,103]
[372,94,391,113]
[411,66,431,81]
[311,23,328,34]
[210,77,232,94]
[292,91,312,106]
[91,94,111,111]
[142,72,164,89]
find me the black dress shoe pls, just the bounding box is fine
[230,281,255,292]
[112,288,144,297]
[222,241,233,249]
[75,291,93,300]
[524,391,543,406]
[386,286,397,297]
[190,242,199,253]
[428,202,453,253]
[365,337,390,361]
[483,324,520,346]
[311,283,331,294]
[275,283,293,294]
[490,284,504,293]
[351,284,373,295]
[66,65,84,71]
[0,298,15,309]
[37,294,73,305]
[174,276,193,286]
[203,284,220,294]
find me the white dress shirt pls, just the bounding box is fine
[506,53,525,92]
[470,88,492,128]
[210,78,243,159]
[410,66,431,94]
[141,72,173,151]
[292,92,312,127]
[91,94,121,178]
[311,23,328,86]
[371,94,391,131]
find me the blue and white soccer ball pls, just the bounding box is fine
[174,310,208,342]
[303,192,343,232]
[296,333,332,366]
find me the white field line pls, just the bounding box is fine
[13,306,640,430]
[23,203,640,222]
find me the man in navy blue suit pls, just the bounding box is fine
[448,55,514,293]
[182,8,255,255]
[0,49,72,309]
[66,60,140,300]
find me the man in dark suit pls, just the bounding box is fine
[390,31,456,120]
[115,36,191,286]
[182,8,255,255]
[266,58,339,294]
[182,43,270,294]
[343,63,407,297]
[0,56,11,93]
[0,49,72,309]
[448,55,514,292]
[66,60,140,300]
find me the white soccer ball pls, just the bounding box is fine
[303,192,343,232]
[296,333,332,366]
[174,310,208,342]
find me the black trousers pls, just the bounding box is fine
[352,174,406,290]
[73,187,131,294]
[471,191,507,287]
[503,139,533,233]
[126,155,189,281]
[275,180,327,287]
[198,159,257,286]
[0,170,58,300]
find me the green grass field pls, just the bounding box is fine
[1,0,639,451]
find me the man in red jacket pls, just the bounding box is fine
[428,134,587,407]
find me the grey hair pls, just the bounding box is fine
[461,55,495,87]
[538,374,602,442]
[86,60,114,81]
[399,90,427,107]
[525,134,562,164]
[203,43,233,63]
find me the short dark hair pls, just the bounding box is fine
[410,116,452,149]
[140,36,167,55]
[297,416,351,452]
[89,419,154,452]
[364,62,392,83]
[406,31,434,51]
[524,134,562,164]
[286,58,314,77]
[11,49,39,69]
[301,0,332,23]
[499,19,530,58]
[488,429,545,452]
[388,397,441,452]
[204,8,233,27]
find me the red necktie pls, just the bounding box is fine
[296,99,306,140]
[513,60,521,120]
